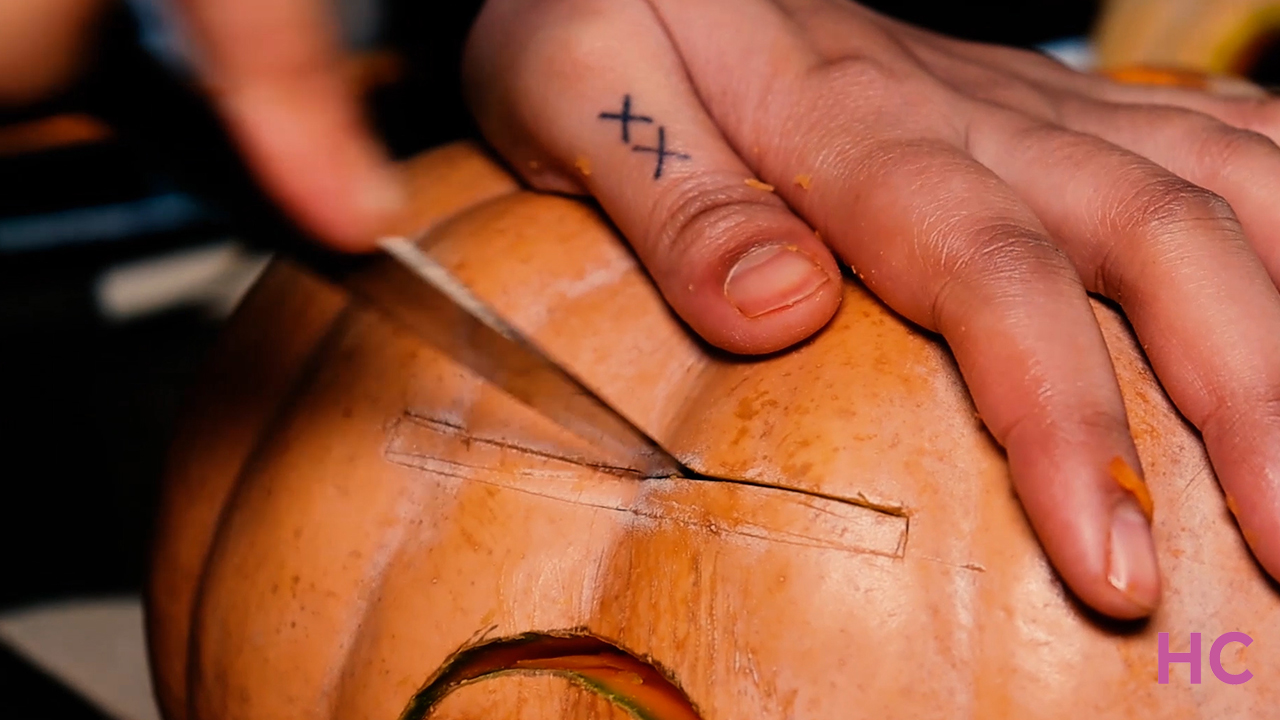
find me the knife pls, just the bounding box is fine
[334,236,686,479]
[78,27,681,477]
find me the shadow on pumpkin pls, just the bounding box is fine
[398,632,701,720]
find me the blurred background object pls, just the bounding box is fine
[1096,0,1280,83]
[0,2,480,717]
[0,0,110,107]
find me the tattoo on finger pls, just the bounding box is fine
[599,95,691,180]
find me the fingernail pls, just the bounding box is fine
[725,245,830,318]
[1107,501,1161,613]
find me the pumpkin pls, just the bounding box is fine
[147,141,1280,720]
[1096,0,1280,77]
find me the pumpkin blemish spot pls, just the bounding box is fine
[794,174,812,190]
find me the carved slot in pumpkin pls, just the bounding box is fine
[399,633,702,720]
[385,412,911,559]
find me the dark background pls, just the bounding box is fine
[0,2,1101,717]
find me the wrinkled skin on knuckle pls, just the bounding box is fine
[967,76,1060,123]
[751,61,958,185]
[928,224,1077,331]
[1214,96,1280,139]
[1199,387,1280,459]
[644,172,790,277]
[1113,176,1241,242]
[828,136,974,216]
[1189,120,1280,184]
[794,57,949,133]
[1101,179,1252,302]
[808,53,903,95]
[1000,402,1129,460]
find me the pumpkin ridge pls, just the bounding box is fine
[182,302,359,719]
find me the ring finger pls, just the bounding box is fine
[969,108,1280,578]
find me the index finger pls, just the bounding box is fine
[178,0,403,250]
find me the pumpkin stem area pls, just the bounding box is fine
[397,632,702,720]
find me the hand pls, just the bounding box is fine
[0,0,402,250]
[463,0,1280,619]
[0,0,108,106]
[174,0,404,250]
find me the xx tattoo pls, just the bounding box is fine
[598,94,652,143]
[599,94,691,179]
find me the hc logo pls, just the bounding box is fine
[1158,632,1253,684]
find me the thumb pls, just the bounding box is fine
[177,0,403,251]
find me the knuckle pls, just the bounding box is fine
[784,59,952,147]
[951,221,1072,280]
[1216,97,1280,136]
[1097,173,1250,300]
[930,221,1076,327]
[990,81,1060,122]
[1192,121,1280,178]
[800,57,944,127]
[809,56,902,100]
[646,173,783,265]
[948,65,1061,122]
[999,401,1127,452]
[1119,176,1239,237]
[1200,384,1280,446]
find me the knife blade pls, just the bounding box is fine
[334,236,685,479]
[76,29,681,476]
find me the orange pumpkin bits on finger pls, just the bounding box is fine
[1108,456,1154,521]
[1226,492,1242,518]
[148,142,1280,720]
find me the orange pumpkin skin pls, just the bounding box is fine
[147,142,1280,720]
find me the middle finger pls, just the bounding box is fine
[969,107,1280,578]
